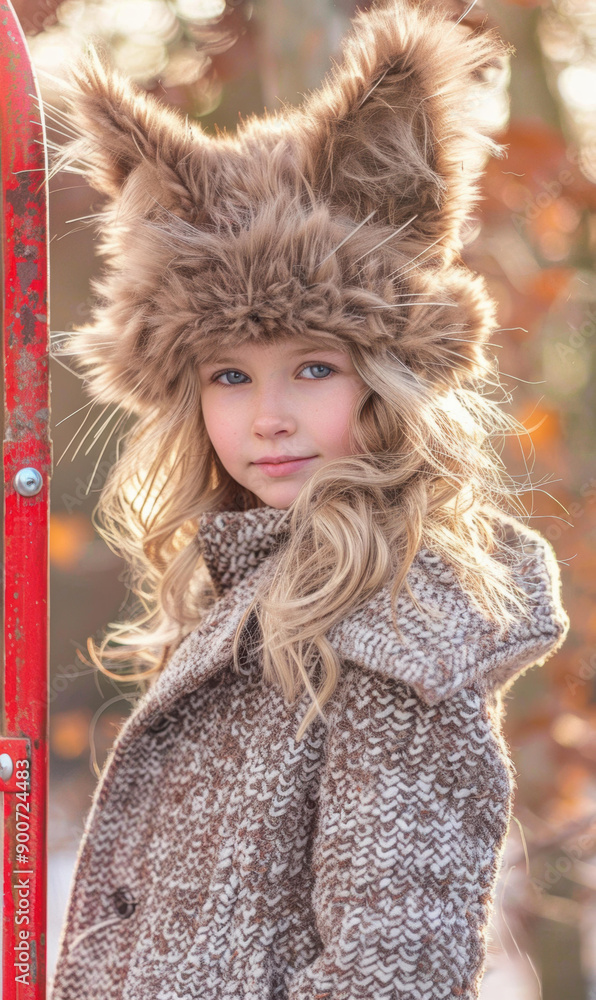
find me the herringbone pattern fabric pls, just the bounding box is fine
[49,505,568,999]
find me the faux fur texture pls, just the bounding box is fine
[55,0,511,413]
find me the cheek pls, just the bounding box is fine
[201,395,237,458]
[314,384,360,454]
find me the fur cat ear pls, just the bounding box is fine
[52,43,211,216]
[297,0,510,263]
[394,264,499,389]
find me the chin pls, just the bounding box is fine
[257,495,292,510]
[252,486,298,510]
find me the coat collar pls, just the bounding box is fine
[196,504,569,703]
[197,505,292,597]
[115,503,569,750]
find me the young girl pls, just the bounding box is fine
[49,0,569,997]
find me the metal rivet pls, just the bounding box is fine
[14,467,43,497]
[0,754,14,781]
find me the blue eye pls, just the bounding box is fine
[211,363,335,386]
[301,364,334,379]
[213,370,249,385]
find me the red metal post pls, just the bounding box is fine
[0,3,51,999]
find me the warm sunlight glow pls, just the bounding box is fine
[112,39,169,80]
[558,64,596,112]
[28,28,76,78]
[174,0,227,20]
[111,0,178,40]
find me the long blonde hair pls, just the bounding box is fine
[76,334,542,741]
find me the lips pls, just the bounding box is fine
[254,456,313,464]
[253,456,316,477]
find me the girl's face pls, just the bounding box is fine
[198,337,367,509]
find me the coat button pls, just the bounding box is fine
[111,886,137,919]
[148,714,171,734]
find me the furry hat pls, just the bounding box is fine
[55,0,511,414]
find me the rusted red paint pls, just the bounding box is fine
[1,2,51,998]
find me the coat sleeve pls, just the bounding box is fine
[286,669,514,1000]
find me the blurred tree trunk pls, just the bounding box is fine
[484,0,562,130]
[253,0,353,109]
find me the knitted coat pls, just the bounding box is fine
[50,503,569,1000]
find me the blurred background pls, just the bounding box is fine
[2,0,596,995]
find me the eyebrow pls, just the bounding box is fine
[204,345,345,365]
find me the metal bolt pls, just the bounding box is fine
[0,754,14,781]
[14,467,43,497]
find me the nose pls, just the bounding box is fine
[251,381,297,438]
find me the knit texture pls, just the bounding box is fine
[49,506,569,1000]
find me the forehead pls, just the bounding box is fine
[200,336,350,366]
